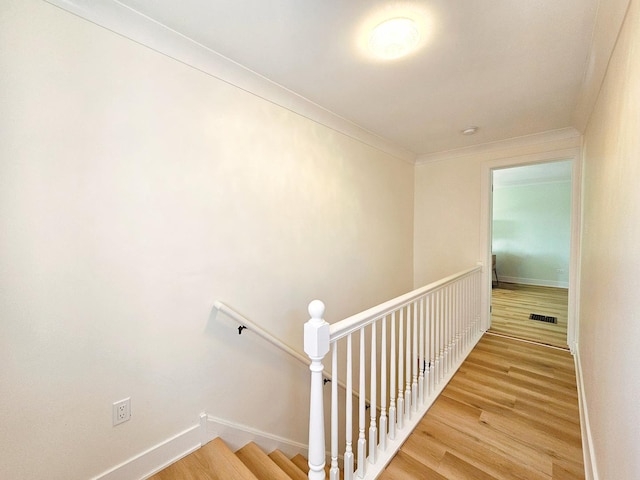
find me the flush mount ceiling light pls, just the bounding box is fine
[369,17,421,59]
[461,126,479,135]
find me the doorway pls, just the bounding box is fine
[479,148,582,353]
[490,161,572,348]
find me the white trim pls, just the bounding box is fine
[92,416,206,480]
[416,128,581,165]
[574,346,599,480]
[567,148,583,353]
[485,331,570,352]
[496,276,569,289]
[205,415,308,459]
[480,147,582,344]
[42,0,416,164]
[91,413,309,480]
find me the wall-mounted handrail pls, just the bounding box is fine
[214,300,361,402]
[214,301,309,367]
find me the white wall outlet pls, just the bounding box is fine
[113,397,131,426]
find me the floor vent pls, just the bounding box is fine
[529,313,557,324]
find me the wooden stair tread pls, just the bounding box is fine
[268,450,309,480]
[290,453,340,479]
[148,438,259,480]
[235,442,292,480]
[290,454,309,474]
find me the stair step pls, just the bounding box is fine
[290,454,309,474]
[235,442,292,480]
[268,450,309,480]
[291,453,345,480]
[148,437,259,480]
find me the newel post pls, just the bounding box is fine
[305,300,330,480]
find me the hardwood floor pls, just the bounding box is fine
[490,283,568,348]
[379,334,584,480]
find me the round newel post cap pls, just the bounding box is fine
[308,300,325,321]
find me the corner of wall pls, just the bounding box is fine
[574,344,599,480]
[92,418,205,480]
[92,414,308,480]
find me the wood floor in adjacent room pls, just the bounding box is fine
[490,283,569,348]
[379,334,584,480]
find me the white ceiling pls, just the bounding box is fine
[51,0,610,158]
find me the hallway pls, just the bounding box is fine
[379,334,583,479]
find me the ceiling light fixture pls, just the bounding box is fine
[369,17,421,60]
[461,126,479,135]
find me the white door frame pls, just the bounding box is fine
[479,147,582,352]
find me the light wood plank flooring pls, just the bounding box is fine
[490,283,568,348]
[379,334,584,480]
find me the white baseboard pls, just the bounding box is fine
[91,329,484,480]
[205,415,308,459]
[574,346,599,480]
[93,414,207,480]
[496,275,569,289]
[92,413,308,480]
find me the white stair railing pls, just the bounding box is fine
[304,265,484,480]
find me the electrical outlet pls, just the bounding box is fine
[112,397,131,426]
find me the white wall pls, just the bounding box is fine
[578,0,640,477]
[413,136,580,287]
[0,1,414,479]
[492,180,571,287]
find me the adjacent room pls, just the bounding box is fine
[490,160,573,348]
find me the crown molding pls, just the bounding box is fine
[572,0,631,133]
[43,0,417,164]
[415,127,582,165]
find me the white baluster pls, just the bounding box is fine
[305,300,330,480]
[389,311,397,440]
[397,308,404,430]
[344,334,353,480]
[379,316,387,451]
[452,283,457,364]
[330,343,339,480]
[369,323,377,464]
[442,287,447,376]
[412,301,418,411]
[426,294,433,396]
[357,327,366,478]
[453,283,458,368]
[459,281,462,356]
[418,297,425,405]
[469,275,473,336]
[450,284,455,370]
[444,286,450,375]
[435,289,444,385]
[430,294,435,391]
[476,271,482,333]
[405,305,411,422]
[462,276,468,350]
